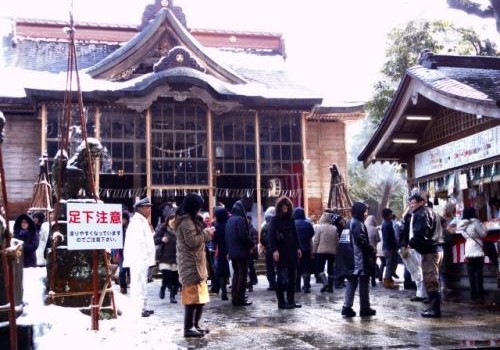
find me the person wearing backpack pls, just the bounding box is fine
[457,207,487,299]
[408,193,443,318]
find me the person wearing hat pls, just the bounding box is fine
[123,197,156,317]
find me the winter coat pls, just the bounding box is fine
[457,218,487,258]
[293,207,315,252]
[312,213,338,255]
[175,213,212,285]
[365,215,380,251]
[154,224,177,265]
[260,206,276,248]
[213,206,230,258]
[267,197,300,268]
[13,214,39,267]
[381,219,398,251]
[225,200,253,259]
[409,206,440,254]
[351,202,375,276]
[122,212,156,269]
[213,206,230,278]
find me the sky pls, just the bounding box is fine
[1,0,499,104]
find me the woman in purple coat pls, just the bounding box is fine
[13,214,39,267]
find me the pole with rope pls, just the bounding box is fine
[51,1,102,330]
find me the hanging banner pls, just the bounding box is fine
[459,173,468,190]
[66,202,123,250]
[414,126,499,178]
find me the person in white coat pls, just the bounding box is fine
[457,207,487,299]
[123,197,156,317]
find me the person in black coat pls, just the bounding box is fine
[154,208,179,303]
[293,207,315,293]
[13,214,39,267]
[339,202,376,317]
[268,196,302,309]
[225,199,254,306]
[213,206,230,301]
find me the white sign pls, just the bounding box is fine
[414,126,500,178]
[67,203,123,250]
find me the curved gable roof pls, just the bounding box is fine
[86,8,246,84]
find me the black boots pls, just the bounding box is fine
[194,304,210,334]
[220,277,228,301]
[169,286,178,304]
[341,306,356,317]
[421,291,441,318]
[360,307,376,317]
[302,274,311,294]
[184,305,205,337]
[319,272,328,293]
[320,273,334,293]
[159,285,166,299]
[276,289,293,309]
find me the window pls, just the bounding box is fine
[213,111,255,175]
[151,101,208,185]
[99,108,146,175]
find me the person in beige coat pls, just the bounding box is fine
[175,193,214,338]
[312,212,338,293]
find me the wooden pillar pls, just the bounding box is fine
[146,108,152,199]
[255,110,262,236]
[94,106,101,193]
[301,112,309,216]
[40,104,47,155]
[207,109,214,217]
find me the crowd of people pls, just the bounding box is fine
[10,191,499,338]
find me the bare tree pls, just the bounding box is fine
[447,0,500,32]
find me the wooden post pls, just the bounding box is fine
[207,110,214,217]
[40,104,47,155]
[255,110,262,237]
[94,107,101,192]
[301,112,309,216]
[145,108,152,199]
[91,250,100,330]
[0,120,17,348]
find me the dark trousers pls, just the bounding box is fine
[344,274,370,309]
[231,258,248,302]
[277,266,298,304]
[265,250,277,288]
[315,253,335,276]
[296,251,312,288]
[161,269,180,290]
[466,257,485,295]
[248,257,258,285]
[118,262,130,288]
